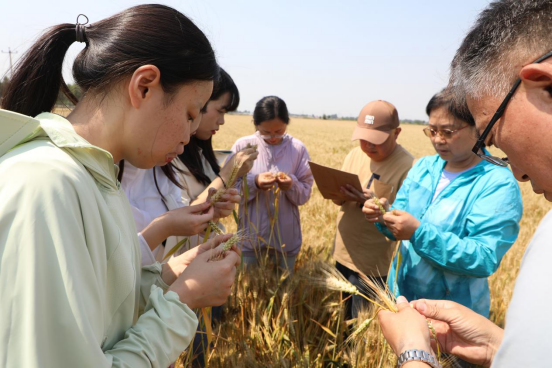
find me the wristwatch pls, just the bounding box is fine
[397,349,441,368]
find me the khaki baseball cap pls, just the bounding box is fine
[351,100,400,145]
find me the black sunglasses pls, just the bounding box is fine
[471,49,552,167]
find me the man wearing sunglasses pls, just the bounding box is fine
[377,1,552,367]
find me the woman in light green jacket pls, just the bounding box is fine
[0,5,240,368]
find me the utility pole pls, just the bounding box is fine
[1,47,18,79]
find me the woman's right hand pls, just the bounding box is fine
[255,172,277,191]
[168,235,241,309]
[224,147,259,177]
[164,201,214,236]
[362,197,389,222]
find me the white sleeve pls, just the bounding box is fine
[492,210,552,367]
[138,233,157,267]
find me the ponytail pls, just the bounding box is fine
[2,5,219,117]
[2,24,77,116]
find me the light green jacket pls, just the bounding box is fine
[0,110,198,367]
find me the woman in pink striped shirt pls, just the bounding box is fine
[231,96,314,275]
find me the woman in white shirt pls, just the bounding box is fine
[175,68,258,251]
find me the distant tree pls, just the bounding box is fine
[0,76,9,102]
[322,114,327,120]
[56,83,83,106]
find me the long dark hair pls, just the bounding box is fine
[2,4,219,116]
[178,68,240,186]
[2,5,221,197]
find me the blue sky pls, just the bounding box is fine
[1,1,491,120]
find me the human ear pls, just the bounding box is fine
[128,65,162,109]
[519,63,552,101]
[394,127,402,138]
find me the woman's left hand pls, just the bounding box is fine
[382,210,420,240]
[161,233,234,285]
[208,187,241,220]
[378,296,433,357]
[276,172,293,191]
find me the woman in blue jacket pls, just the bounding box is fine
[363,90,522,317]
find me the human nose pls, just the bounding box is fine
[433,132,447,144]
[510,164,530,182]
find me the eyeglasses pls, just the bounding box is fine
[471,49,552,167]
[259,133,287,140]
[423,125,469,140]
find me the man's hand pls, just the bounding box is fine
[411,299,504,367]
[382,210,420,240]
[362,197,389,222]
[340,184,373,204]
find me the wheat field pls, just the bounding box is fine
[190,114,552,368]
[55,108,551,366]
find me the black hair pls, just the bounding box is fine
[2,4,219,116]
[253,96,289,126]
[426,89,475,126]
[178,68,240,186]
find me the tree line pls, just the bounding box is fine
[0,77,83,107]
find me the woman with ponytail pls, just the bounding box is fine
[0,5,240,367]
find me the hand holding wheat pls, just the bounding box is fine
[382,210,420,240]
[256,172,277,191]
[378,296,433,357]
[362,196,390,222]
[167,235,241,309]
[275,172,293,191]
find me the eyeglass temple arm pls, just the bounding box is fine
[472,79,522,155]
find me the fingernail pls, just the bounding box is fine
[418,302,426,313]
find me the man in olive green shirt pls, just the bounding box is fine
[333,100,414,319]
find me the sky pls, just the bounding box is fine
[1,0,491,121]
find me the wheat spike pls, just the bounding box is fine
[345,317,374,344]
[208,231,248,262]
[372,194,386,215]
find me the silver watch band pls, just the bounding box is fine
[397,349,442,368]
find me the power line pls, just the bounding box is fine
[1,47,18,79]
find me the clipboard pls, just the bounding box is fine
[308,161,363,201]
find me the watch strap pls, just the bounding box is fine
[397,349,441,368]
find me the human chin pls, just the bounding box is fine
[195,130,212,140]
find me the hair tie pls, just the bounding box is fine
[75,14,89,43]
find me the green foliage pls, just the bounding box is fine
[56,84,83,106]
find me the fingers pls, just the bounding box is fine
[396,295,410,311]
[413,299,462,322]
[213,233,233,247]
[215,190,241,205]
[229,244,242,257]
[193,209,214,226]
[345,184,364,198]
[218,248,241,268]
[189,201,212,213]
[340,186,358,200]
